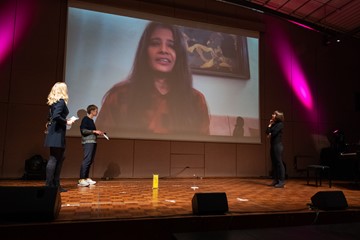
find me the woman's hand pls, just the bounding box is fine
[66,119,75,125]
[268,119,274,128]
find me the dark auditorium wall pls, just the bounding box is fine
[0,0,359,179]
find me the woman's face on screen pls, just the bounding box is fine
[147,27,176,73]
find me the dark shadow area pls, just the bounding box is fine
[101,162,121,180]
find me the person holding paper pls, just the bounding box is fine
[44,82,76,192]
[78,104,105,187]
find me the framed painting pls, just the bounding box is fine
[180,27,250,79]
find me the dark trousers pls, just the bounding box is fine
[270,143,285,181]
[46,147,65,187]
[80,143,97,179]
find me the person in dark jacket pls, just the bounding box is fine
[266,110,285,188]
[78,104,105,187]
[44,82,76,192]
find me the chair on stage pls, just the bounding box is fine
[293,155,331,187]
[306,148,333,188]
[307,164,331,188]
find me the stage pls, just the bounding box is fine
[1,177,360,239]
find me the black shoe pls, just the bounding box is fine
[274,181,285,188]
[59,187,68,192]
[268,180,278,186]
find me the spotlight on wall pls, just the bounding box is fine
[323,34,342,46]
[323,35,332,46]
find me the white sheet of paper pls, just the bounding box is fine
[69,116,79,121]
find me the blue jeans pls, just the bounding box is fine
[80,143,97,179]
[270,143,285,181]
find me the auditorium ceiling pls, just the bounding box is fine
[220,0,360,39]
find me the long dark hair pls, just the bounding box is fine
[126,21,203,132]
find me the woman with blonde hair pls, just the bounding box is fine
[44,82,76,192]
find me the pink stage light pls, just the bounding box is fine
[289,61,314,110]
[269,24,314,111]
[0,1,36,64]
[288,20,318,32]
[0,2,15,64]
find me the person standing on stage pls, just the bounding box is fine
[266,110,285,188]
[78,104,105,187]
[44,82,76,192]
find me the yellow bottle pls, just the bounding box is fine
[152,174,159,189]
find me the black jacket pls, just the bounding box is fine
[266,121,283,145]
[44,99,69,148]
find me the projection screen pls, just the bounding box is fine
[65,1,260,143]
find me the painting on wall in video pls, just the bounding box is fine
[180,27,250,79]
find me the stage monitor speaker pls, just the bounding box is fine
[0,186,61,221]
[311,191,348,210]
[192,192,228,215]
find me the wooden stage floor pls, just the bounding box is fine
[1,177,360,239]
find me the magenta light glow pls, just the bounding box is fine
[0,1,35,64]
[269,25,314,111]
[288,20,318,32]
[289,60,314,110]
[0,2,15,64]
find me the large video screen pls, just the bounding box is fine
[65,1,260,143]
